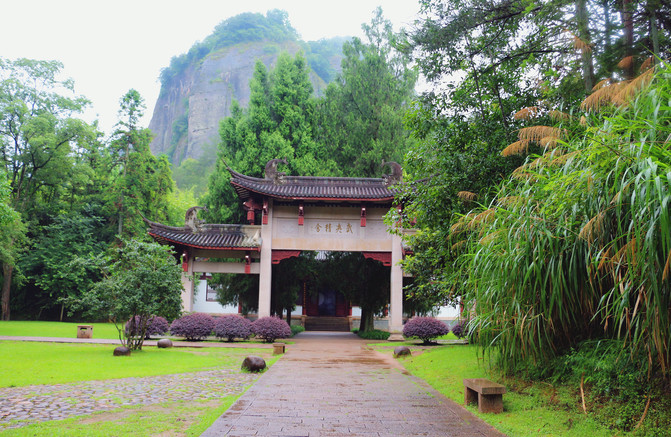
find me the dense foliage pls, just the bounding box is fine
[458,68,671,377]
[0,57,187,321]
[170,313,215,341]
[65,239,183,350]
[251,316,291,343]
[213,314,252,342]
[400,0,671,379]
[402,317,449,344]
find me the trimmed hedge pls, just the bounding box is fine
[402,317,449,344]
[213,315,252,342]
[251,316,291,343]
[170,313,215,341]
[451,322,468,339]
[290,325,305,336]
[125,315,170,339]
[357,329,390,340]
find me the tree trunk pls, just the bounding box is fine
[59,304,64,322]
[620,0,635,80]
[2,263,14,320]
[576,0,595,91]
[286,307,292,326]
[359,306,375,332]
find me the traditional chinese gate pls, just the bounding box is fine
[147,160,407,335]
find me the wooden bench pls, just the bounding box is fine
[463,378,506,413]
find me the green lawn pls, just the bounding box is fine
[0,341,274,387]
[379,344,617,437]
[0,321,120,339]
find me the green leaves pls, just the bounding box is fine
[67,239,183,350]
[455,66,671,376]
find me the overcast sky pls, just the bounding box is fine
[2,0,421,136]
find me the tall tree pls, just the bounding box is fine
[108,89,173,239]
[315,7,417,177]
[203,52,334,224]
[0,58,95,319]
[0,170,24,320]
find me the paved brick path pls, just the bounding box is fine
[202,332,505,437]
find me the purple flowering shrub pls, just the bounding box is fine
[125,315,170,339]
[451,322,468,339]
[402,317,449,344]
[170,313,215,341]
[213,315,252,342]
[251,316,291,343]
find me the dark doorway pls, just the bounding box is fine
[318,289,337,316]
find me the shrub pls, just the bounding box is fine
[125,315,170,339]
[213,315,252,342]
[290,325,305,336]
[357,329,390,340]
[251,316,291,343]
[170,313,215,341]
[451,322,468,339]
[403,317,449,344]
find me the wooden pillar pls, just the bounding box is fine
[389,232,404,340]
[258,198,273,318]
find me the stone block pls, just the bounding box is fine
[113,346,131,356]
[241,356,266,372]
[157,338,173,348]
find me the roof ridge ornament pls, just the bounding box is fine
[381,160,403,186]
[264,158,288,184]
[185,206,207,233]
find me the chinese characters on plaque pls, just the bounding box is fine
[313,222,354,234]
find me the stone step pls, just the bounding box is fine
[304,317,350,332]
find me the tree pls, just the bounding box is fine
[271,252,317,324]
[323,252,389,332]
[0,170,24,320]
[397,0,670,314]
[0,58,95,319]
[66,239,183,350]
[108,89,174,239]
[20,209,108,321]
[203,53,334,224]
[315,7,418,177]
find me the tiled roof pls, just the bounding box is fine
[146,220,261,251]
[229,169,397,202]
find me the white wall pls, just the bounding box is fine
[192,279,304,316]
[192,280,238,314]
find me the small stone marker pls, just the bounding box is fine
[393,346,411,358]
[157,339,173,348]
[77,325,93,339]
[113,346,131,356]
[273,342,285,355]
[241,356,266,372]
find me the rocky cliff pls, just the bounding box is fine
[148,12,344,166]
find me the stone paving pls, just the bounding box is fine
[0,355,261,430]
[202,332,505,437]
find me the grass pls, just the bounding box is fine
[0,321,120,339]
[380,343,617,437]
[0,341,275,387]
